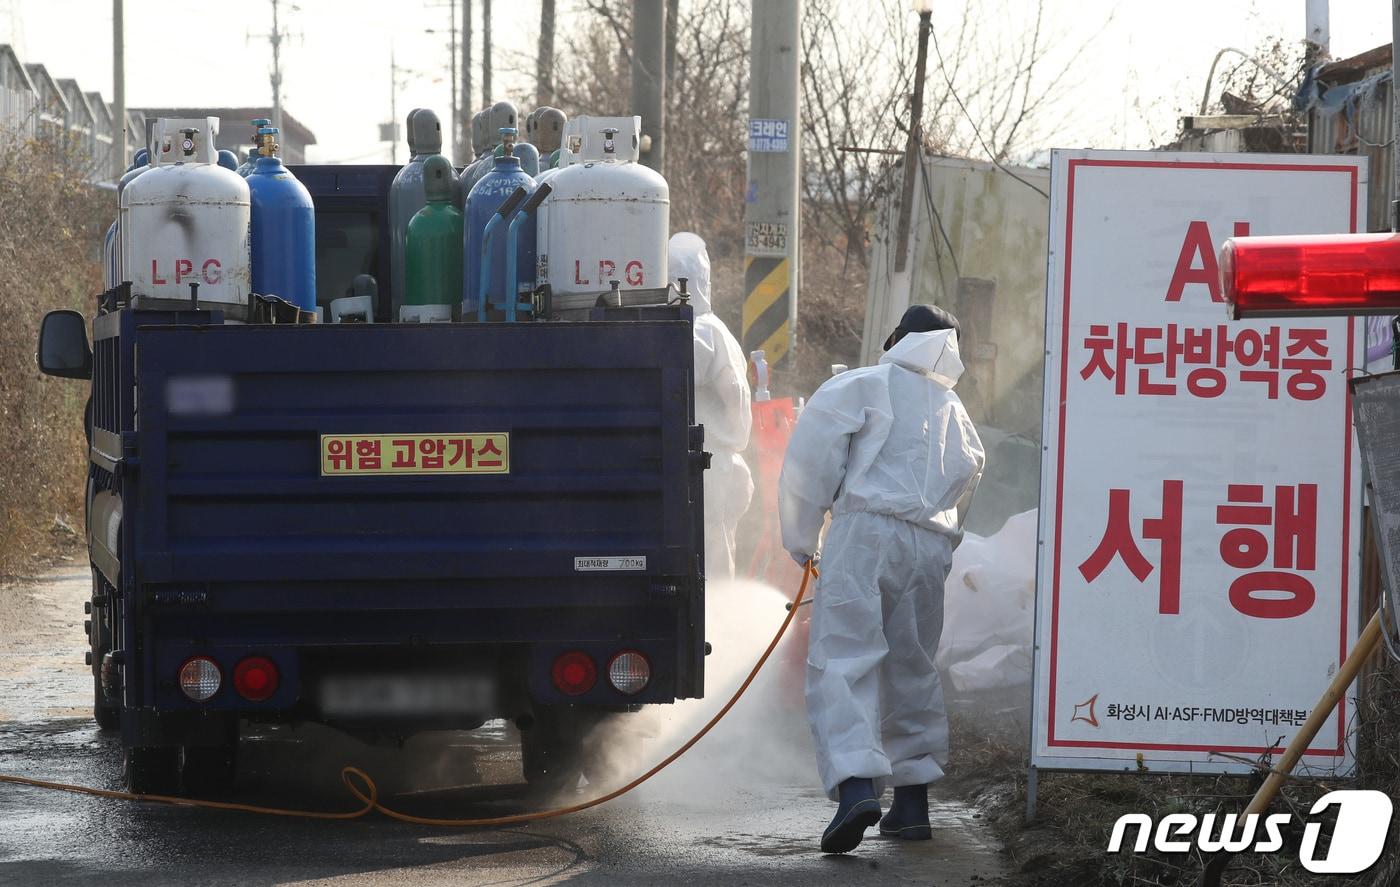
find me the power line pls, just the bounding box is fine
[918,152,961,282]
[927,24,1049,201]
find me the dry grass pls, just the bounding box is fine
[0,129,107,576]
[1353,655,1400,886]
[946,675,1400,887]
[704,237,867,400]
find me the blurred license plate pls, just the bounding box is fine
[319,674,496,718]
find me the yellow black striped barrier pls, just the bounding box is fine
[742,255,792,367]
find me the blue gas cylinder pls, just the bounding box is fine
[247,127,316,311]
[508,141,540,176]
[464,130,535,315]
[118,148,149,188]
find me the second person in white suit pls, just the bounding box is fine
[668,232,754,583]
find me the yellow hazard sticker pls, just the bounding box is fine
[320,433,510,476]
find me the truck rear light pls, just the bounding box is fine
[178,656,222,702]
[233,656,279,702]
[551,651,597,696]
[1222,234,1400,319]
[607,650,650,695]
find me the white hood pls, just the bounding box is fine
[668,231,712,315]
[879,328,964,388]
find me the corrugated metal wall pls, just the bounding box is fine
[0,85,37,137]
[1310,73,1393,233]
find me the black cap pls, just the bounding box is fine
[883,303,960,351]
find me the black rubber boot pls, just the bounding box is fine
[820,777,882,854]
[879,783,931,840]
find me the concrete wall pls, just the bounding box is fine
[861,153,1050,534]
[862,153,1050,435]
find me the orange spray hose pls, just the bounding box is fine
[0,562,815,826]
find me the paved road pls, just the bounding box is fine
[0,568,1008,886]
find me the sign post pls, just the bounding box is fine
[1030,150,1366,807]
[743,0,801,371]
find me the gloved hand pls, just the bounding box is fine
[789,550,813,568]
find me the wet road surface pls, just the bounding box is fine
[0,568,1008,886]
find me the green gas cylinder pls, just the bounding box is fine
[402,155,464,322]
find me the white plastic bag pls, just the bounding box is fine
[937,509,1038,690]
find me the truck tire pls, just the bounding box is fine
[90,570,118,732]
[92,673,119,732]
[124,746,180,795]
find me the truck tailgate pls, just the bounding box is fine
[129,321,701,594]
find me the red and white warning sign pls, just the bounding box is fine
[1032,150,1366,775]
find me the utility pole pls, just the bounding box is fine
[631,0,665,173]
[427,1,459,160]
[111,0,124,180]
[381,48,419,163]
[1393,0,1399,231]
[1305,0,1329,63]
[742,0,801,372]
[537,0,555,107]
[462,0,472,151]
[664,0,677,93]
[482,0,492,104]
[390,48,399,164]
[269,0,284,135]
[894,2,931,273]
[449,2,457,161]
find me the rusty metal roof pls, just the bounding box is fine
[1318,44,1391,85]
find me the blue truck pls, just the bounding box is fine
[36,164,707,796]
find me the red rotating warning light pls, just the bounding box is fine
[1221,233,1400,319]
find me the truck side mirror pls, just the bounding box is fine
[36,310,92,380]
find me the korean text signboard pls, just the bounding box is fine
[747,118,790,153]
[1033,150,1365,775]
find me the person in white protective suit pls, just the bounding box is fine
[669,233,754,582]
[778,304,984,854]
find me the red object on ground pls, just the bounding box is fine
[1222,233,1400,319]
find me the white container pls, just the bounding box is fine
[122,117,251,308]
[536,117,668,311]
[565,115,642,161]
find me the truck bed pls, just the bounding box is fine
[89,312,706,723]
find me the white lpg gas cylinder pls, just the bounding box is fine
[536,116,668,310]
[122,117,251,309]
